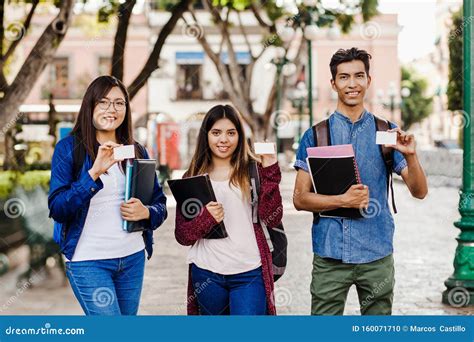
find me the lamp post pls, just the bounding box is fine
[376,82,410,122]
[281,1,340,129]
[442,0,474,307]
[289,81,307,150]
[268,46,296,154]
[302,0,319,128]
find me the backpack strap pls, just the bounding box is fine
[310,119,330,224]
[313,118,331,147]
[249,160,260,224]
[72,134,86,181]
[374,115,397,214]
[248,160,274,251]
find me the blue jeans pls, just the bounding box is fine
[66,249,145,315]
[191,264,267,315]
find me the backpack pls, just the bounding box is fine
[249,161,287,282]
[311,116,397,224]
[52,136,85,245]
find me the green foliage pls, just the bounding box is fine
[0,170,50,200]
[401,66,433,130]
[447,6,463,111]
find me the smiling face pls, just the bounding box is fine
[207,118,239,162]
[331,60,371,108]
[92,86,127,132]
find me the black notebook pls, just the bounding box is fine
[167,174,227,239]
[306,145,363,218]
[125,159,157,232]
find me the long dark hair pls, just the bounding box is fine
[186,105,258,199]
[71,75,143,171]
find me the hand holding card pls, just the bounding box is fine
[114,145,135,160]
[254,142,277,167]
[376,131,397,146]
[254,142,276,155]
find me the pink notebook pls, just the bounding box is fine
[306,144,355,158]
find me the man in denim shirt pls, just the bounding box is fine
[293,48,428,315]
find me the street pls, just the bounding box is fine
[0,171,472,315]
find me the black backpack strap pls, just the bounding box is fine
[311,119,330,224]
[72,134,86,181]
[134,141,147,159]
[249,160,260,224]
[374,115,397,214]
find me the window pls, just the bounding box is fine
[218,64,248,99]
[50,57,69,99]
[98,56,111,75]
[176,64,202,100]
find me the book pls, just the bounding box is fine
[123,159,157,232]
[167,174,228,239]
[306,144,363,218]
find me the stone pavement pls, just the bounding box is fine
[0,171,473,315]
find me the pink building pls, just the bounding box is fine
[312,14,402,123]
[12,9,149,120]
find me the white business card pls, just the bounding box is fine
[376,131,397,145]
[114,145,135,160]
[254,142,276,154]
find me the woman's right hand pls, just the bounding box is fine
[88,141,123,180]
[206,201,224,223]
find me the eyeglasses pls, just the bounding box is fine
[97,98,126,112]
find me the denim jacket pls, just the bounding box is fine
[294,110,407,263]
[48,135,168,261]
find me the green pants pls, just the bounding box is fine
[311,253,395,315]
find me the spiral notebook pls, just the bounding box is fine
[306,144,363,218]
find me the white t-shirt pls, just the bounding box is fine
[71,163,145,262]
[187,179,261,275]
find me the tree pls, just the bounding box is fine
[100,0,193,99]
[400,66,433,130]
[184,0,379,137]
[0,0,75,169]
[447,6,463,112]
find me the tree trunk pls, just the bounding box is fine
[111,0,137,81]
[0,0,75,169]
[127,0,192,99]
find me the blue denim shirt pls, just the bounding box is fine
[294,110,407,263]
[48,135,168,261]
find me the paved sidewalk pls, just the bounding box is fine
[0,172,472,315]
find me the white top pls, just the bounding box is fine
[187,179,261,275]
[71,163,145,262]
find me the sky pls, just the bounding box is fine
[298,0,462,63]
[378,0,444,63]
